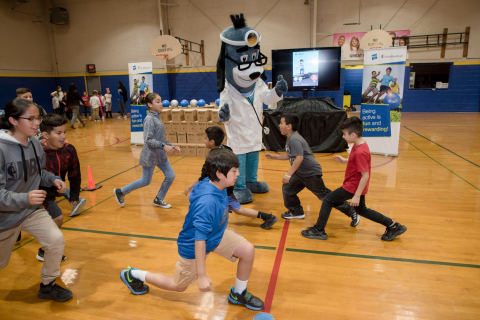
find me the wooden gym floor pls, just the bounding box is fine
[1,113,479,320]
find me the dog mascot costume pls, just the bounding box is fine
[217,14,288,204]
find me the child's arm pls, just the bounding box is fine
[283,155,303,184]
[185,180,199,196]
[351,171,369,206]
[195,240,212,292]
[265,153,289,160]
[333,155,348,163]
[66,145,81,205]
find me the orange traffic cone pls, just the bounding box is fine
[82,166,103,191]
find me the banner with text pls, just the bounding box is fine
[128,61,152,145]
[360,47,406,156]
[333,30,409,61]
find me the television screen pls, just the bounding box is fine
[272,47,341,91]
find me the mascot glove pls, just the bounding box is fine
[275,75,288,97]
[218,102,231,122]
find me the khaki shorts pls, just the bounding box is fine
[173,228,246,288]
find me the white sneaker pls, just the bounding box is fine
[102,116,105,120]
[70,198,87,217]
[118,116,122,119]
[89,116,92,120]
[124,115,127,118]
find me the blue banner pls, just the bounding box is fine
[131,105,148,132]
[361,104,391,137]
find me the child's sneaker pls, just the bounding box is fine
[69,198,87,217]
[120,266,149,295]
[260,215,278,230]
[114,188,125,207]
[38,280,73,302]
[102,116,105,120]
[124,115,128,119]
[118,116,122,119]
[228,286,264,311]
[153,197,172,208]
[381,223,407,241]
[281,210,305,219]
[350,210,360,227]
[301,226,328,240]
[36,248,67,262]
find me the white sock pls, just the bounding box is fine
[131,269,148,282]
[234,278,248,294]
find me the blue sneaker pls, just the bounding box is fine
[69,198,86,217]
[120,267,149,295]
[228,286,264,311]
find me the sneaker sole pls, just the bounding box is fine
[120,270,149,295]
[69,199,86,217]
[153,203,172,208]
[281,214,305,220]
[227,294,264,311]
[351,216,360,227]
[260,216,278,230]
[382,226,407,241]
[113,189,125,207]
[36,254,44,262]
[301,232,328,240]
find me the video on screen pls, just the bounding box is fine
[292,51,319,87]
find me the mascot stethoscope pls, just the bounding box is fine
[216,14,288,204]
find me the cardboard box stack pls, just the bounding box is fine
[164,107,223,156]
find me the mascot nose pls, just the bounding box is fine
[249,72,261,80]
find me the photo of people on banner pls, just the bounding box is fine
[334,30,410,61]
[129,74,152,105]
[361,64,403,110]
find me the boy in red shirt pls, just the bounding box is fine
[81,92,91,119]
[302,116,407,241]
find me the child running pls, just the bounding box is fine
[265,114,358,225]
[185,126,278,230]
[120,148,265,311]
[36,114,87,262]
[114,93,180,208]
[0,98,71,302]
[301,116,407,241]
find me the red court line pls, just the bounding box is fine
[78,137,131,154]
[263,219,290,314]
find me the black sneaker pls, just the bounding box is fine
[260,215,278,230]
[153,197,172,208]
[114,188,125,207]
[16,231,21,242]
[281,210,305,219]
[301,226,328,240]
[381,223,407,241]
[38,280,73,302]
[227,286,264,311]
[120,266,149,295]
[350,209,360,227]
[36,248,66,262]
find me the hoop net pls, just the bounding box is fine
[156,54,169,60]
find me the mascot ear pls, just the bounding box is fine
[216,42,226,93]
[261,69,267,81]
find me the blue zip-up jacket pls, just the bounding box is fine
[177,178,229,259]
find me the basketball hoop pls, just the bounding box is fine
[156,54,169,60]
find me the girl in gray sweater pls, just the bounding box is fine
[114,93,180,208]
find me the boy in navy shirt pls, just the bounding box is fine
[120,149,264,311]
[302,116,407,241]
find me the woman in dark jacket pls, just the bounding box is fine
[117,81,128,118]
[66,83,86,129]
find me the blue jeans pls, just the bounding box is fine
[234,152,259,190]
[121,161,175,200]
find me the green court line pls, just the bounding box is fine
[400,136,480,191]
[12,238,35,252]
[285,248,480,269]
[403,126,480,168]
[60,227,277,251]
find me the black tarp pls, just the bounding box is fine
[263,97,348,153]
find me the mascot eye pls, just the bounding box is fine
[252,52,257,60]
[240,54,248,62]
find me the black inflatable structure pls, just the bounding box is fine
[262,97,348,153]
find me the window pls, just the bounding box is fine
[409,63,451,89]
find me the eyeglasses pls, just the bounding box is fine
[225,52,268,71]
[18,116,43,123]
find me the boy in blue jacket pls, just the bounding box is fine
[120,149,264,311]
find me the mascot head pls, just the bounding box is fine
[216,14,268,93]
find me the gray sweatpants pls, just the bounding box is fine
[0,209,65,285]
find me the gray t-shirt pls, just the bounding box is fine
[285,131,322,177]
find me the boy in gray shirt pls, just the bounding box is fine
[266,114,358,225]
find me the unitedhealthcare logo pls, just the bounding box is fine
[133,65,136,71]
[372,54,377,60]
